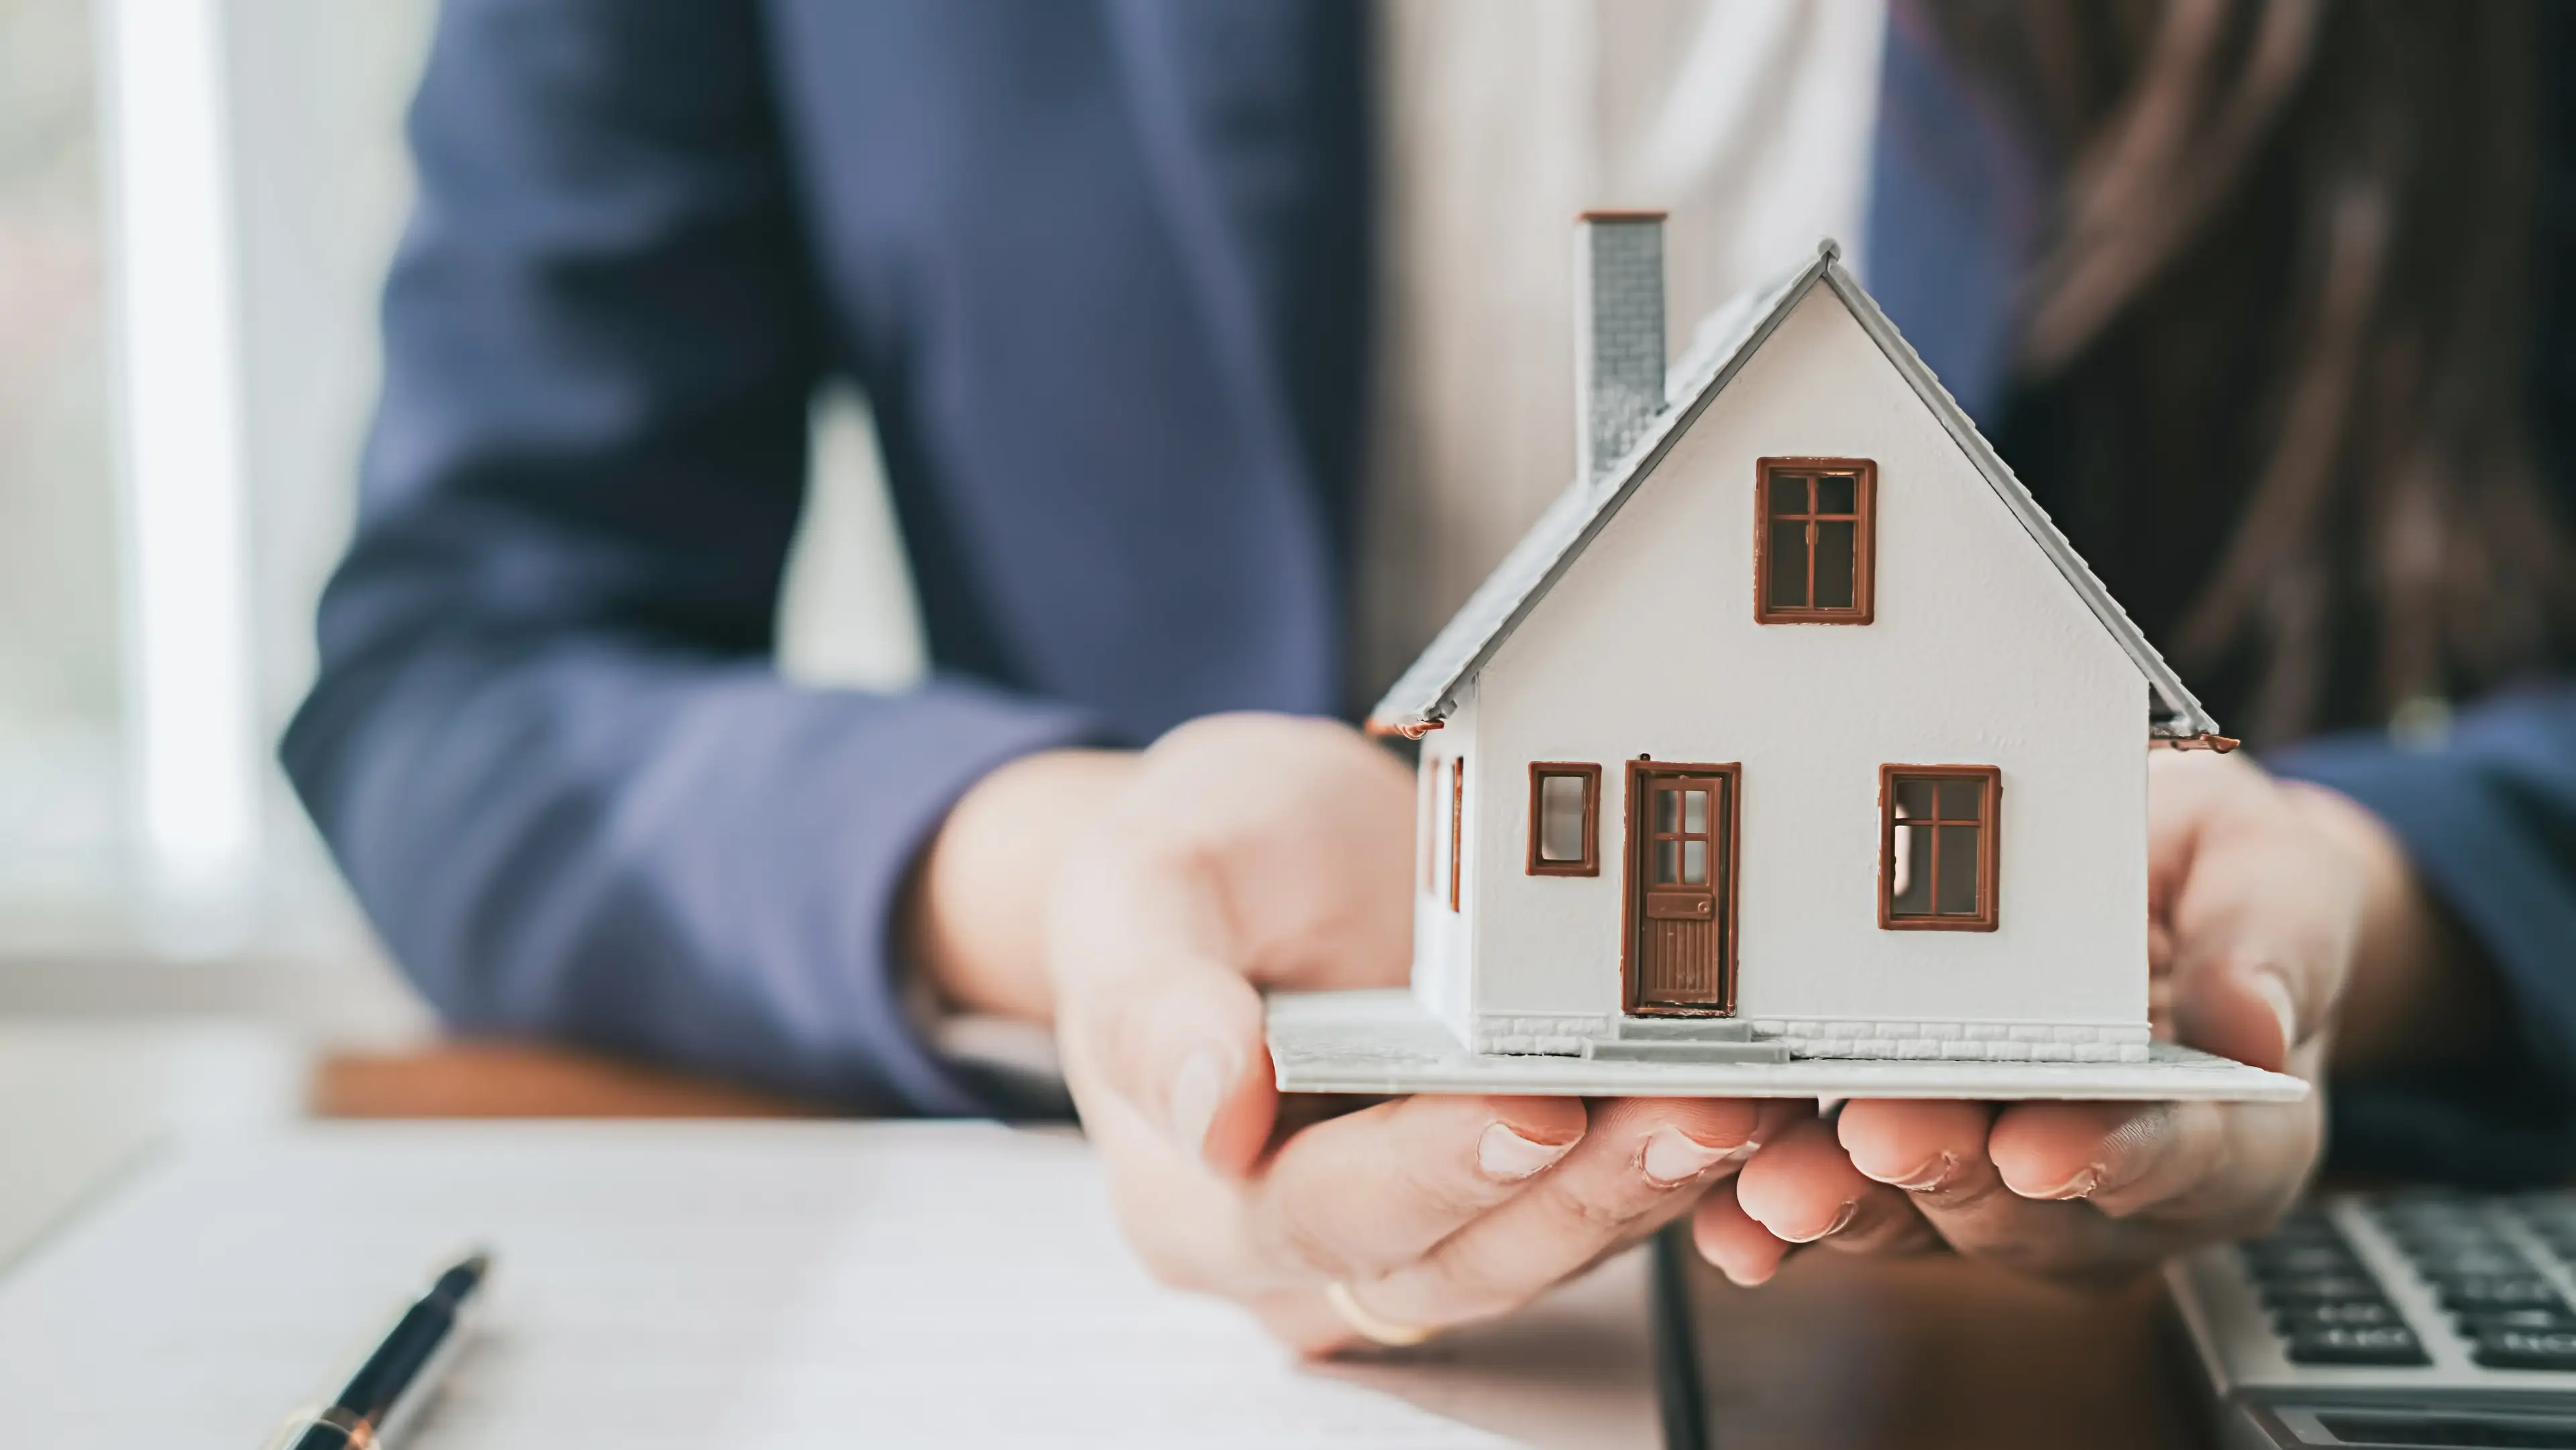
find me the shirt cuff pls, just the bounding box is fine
[2271,701,2576,1180]
[824,675,1102,1119]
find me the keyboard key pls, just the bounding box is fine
[2437,1276,2569,1314]
[2513,1194,2576,1223]
[2414,1249,2534,1278]
[2261,1274,2388,1306]
[2463,1306,2576,1333]
[2472,1327,2576,1371]
[2286,1324,2432,1365]
[2259,1240,2355,1265]
[2275,1300,2402,1331]
[2261,1219,2347,1249]
[2377,1210,2493,1232]
[2387,1225,2519,1257]
[2246,1246,2359,1282]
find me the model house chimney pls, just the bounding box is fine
[1574,211,1667,482]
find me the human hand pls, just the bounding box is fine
[1036,713,1786,1351]
[1694,748,2378,1287]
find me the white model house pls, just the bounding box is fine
[1329,215,2255,1086]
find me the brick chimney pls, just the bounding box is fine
[1574,211,1667,482]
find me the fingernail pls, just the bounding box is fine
[1641,1128,1736,1186]
[1165,1047,1236,1159]
[1720,1260,1776,1288]
[1780,1200,1859,1243]
[1884,1150,1958,1192]
[1478,1122,1576,1180]
[2037,1164,2104,1200]
[2248,970,2298,1056]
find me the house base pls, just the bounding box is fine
[1267,989,2306,1102]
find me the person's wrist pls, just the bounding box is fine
[2282,782,2496,1072]
[904,747,1138,1023]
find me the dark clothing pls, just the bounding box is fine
[285,0,1366,1113]
[286,0,2576,1170]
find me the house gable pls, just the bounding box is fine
[1463,281,2150,1030]
[1367,244,2218,743]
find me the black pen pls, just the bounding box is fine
[266,1251,491,1450]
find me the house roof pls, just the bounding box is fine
[1365,240,2222,741]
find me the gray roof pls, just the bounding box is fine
[1366,240,2221,740]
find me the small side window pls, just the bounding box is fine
[1424,755,1449,900]
[1419,755,1439,896]
[1526,763,1601,876]
[1880,766,1999,931]
[1448,757,1465,912]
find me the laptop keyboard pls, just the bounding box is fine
[2239,1194,2576,1372]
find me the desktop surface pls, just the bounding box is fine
[3,1029,2239,1449]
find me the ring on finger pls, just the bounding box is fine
[1324,1280,1440,1347]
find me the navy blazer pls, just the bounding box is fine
[286,0,2576,1174]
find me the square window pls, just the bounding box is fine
[1526,763,1601,876]
[1880,766,1999,930]
[1756,459,1877,624]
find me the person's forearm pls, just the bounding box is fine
[904,747,1140,1023]
[2287,783,2504,1074]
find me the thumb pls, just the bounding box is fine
[1057,943,1281,1178]
[2171,957,2300,1073]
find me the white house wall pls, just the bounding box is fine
[1462,285,2149,1057]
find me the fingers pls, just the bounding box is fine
[1694,1115,1937,1288]
[1835,1097,2139,1282]
[1693,1180,1792,1286]
[1838,1098,1996,1202]
[1246,1094,1588,1285]
[1345,1097,1779,1330]
[1733,1115,1935,1255]
[1989,1095,2316,1237]
[1056,939,1281,1173]
[1835,1094,2316,1285]
[2147,752,2363,1074]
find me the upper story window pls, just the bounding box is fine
[1880,766,1999,931]
[1525,763,1601,876]
[1756,458,1876,623]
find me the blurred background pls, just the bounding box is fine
[0,0,918,1049]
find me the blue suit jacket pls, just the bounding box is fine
[286,0,2576,1174]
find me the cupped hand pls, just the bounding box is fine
[1042,714,1784,1351]
[1696,747,2375,1287]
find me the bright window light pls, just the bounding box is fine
[99,0,260,943]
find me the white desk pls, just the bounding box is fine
[0,1020,305,1267]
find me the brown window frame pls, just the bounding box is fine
[1754,457,1877,625]
[1449,757,1465,912]
[1525,762,1602,876]
[1878,765,2000,931]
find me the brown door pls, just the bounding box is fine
[1625,764,1737,1014]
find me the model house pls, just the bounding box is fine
[1293,215,2268,1092]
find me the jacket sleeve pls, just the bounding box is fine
[2271,684,2576,1184]
[280,0,1098,1112]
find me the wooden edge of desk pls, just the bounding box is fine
[312,1041,830,1120]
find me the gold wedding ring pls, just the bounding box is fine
[1324,1280,1440,1347]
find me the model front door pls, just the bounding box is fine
[1626,764,1737,1014]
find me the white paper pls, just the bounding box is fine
[0,1121,1656,1448]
